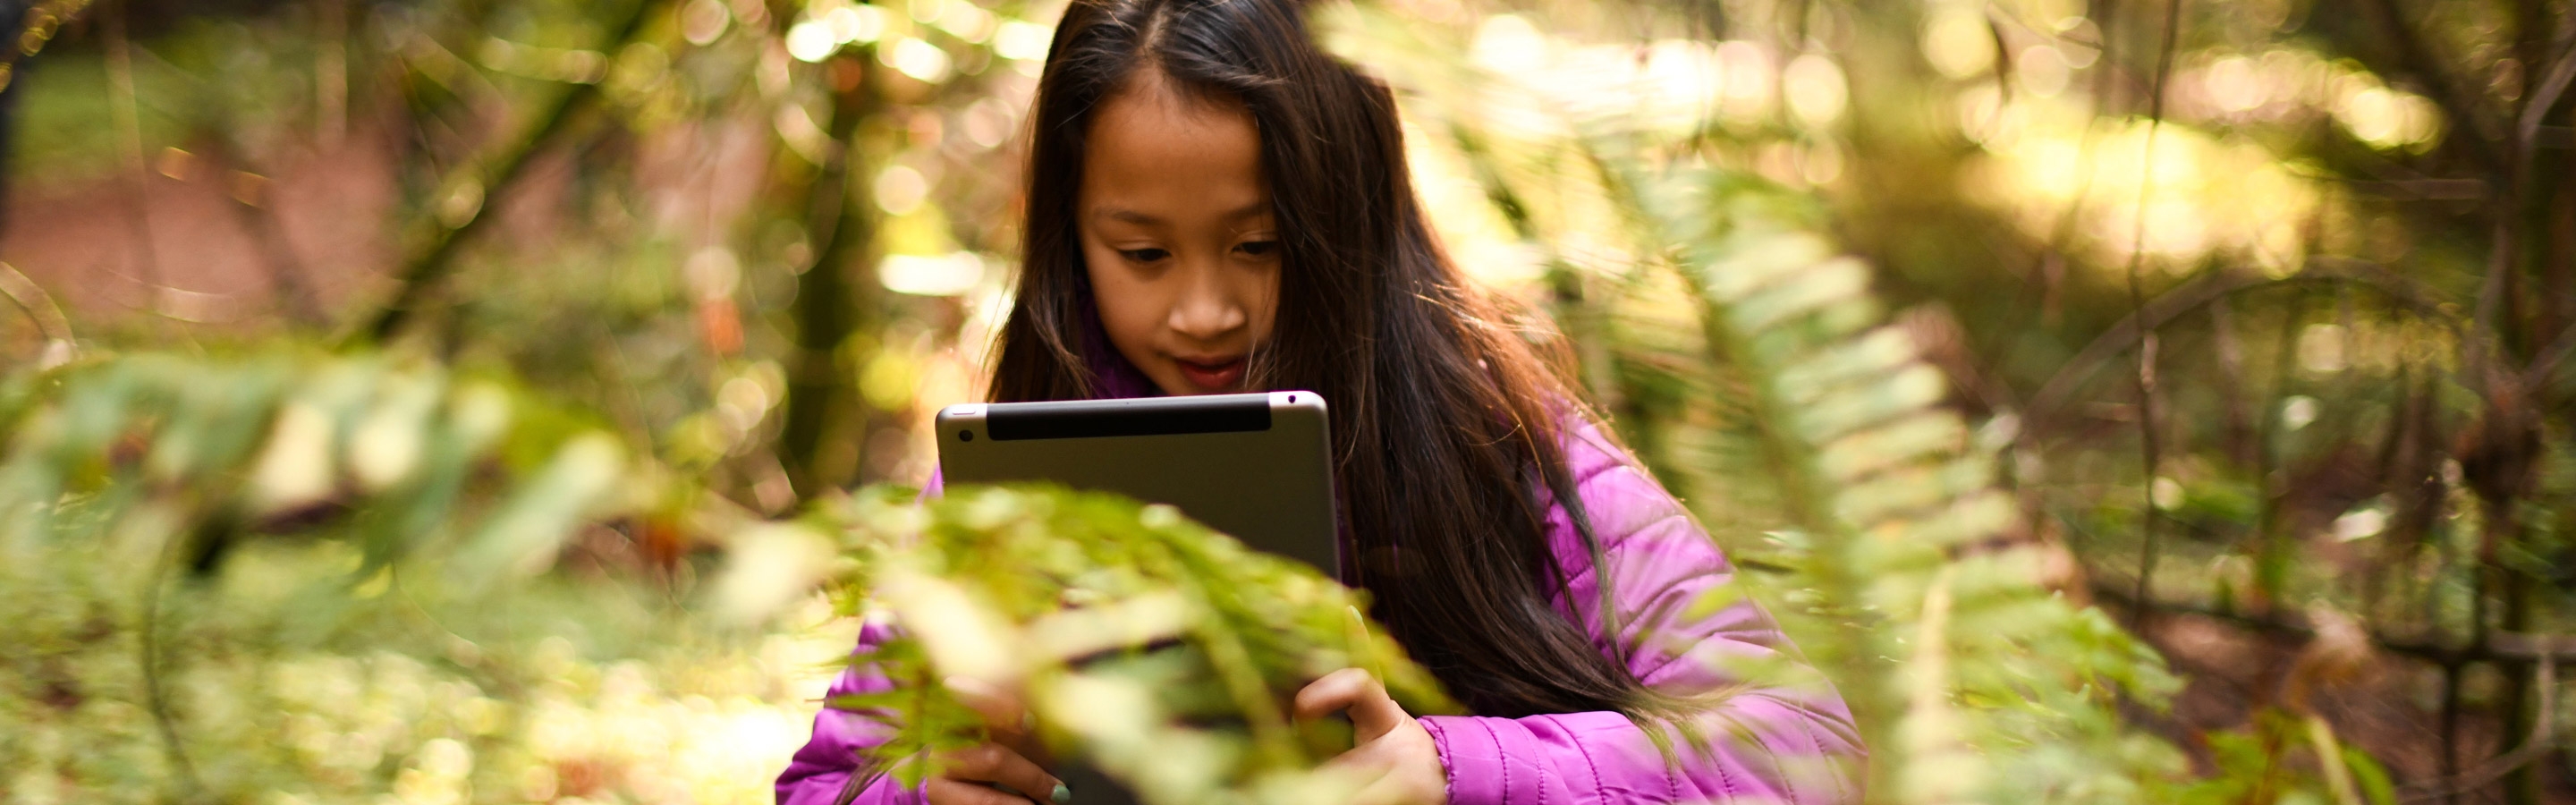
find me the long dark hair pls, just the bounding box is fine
[989,0,1661,722]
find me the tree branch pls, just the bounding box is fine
[344,0,661,347]
[2093,579,2576,665]
[2021,259,2461,436]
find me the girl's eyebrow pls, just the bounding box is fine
[1219,202,1273,221]
[1091,202,1272,226]
[1097,208,1164,225]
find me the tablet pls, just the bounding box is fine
[935,392,1341,805]
[934,391,1340,575]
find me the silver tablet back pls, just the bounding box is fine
[934,390,1339,574]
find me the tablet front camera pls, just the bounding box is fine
[959,430,974,442]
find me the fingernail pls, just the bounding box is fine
[1051,782,1072,804]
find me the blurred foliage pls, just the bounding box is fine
[802,486,1456,803]
[4,0,2576,802]
[0,351,845,804]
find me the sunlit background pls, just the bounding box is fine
[0,0,2481,491]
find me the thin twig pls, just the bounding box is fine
[2123,0,2184,628]
[105,0,166,318]
[2529,321,2576,388]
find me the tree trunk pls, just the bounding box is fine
[778,55,884,497]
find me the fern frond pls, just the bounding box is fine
[1328,4,2190,801]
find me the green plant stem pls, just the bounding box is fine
[139,504,204,804]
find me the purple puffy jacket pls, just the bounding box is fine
[776,414,1865,804]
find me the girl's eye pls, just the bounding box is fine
[1119,248,1171,263]
[1235,240,1280,257]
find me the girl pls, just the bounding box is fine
[778,0,1865,802]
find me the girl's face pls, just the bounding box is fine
[1077,73,1281,396]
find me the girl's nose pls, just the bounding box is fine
[1168,262,1247,341]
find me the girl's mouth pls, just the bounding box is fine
[1174,356,1247,392]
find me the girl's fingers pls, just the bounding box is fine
[1293,667,1409,742]
[1304,672,1443,804]
[937,742,1063,805]
[1292,667,1366,720]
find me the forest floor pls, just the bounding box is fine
[0,112,772,333]
[2,128,397,328]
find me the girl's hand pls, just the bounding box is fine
[933,677,1068,804]
[924,741,1065,804]
[1293,668,1450,805]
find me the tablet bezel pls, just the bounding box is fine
[933,391,1340,575]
